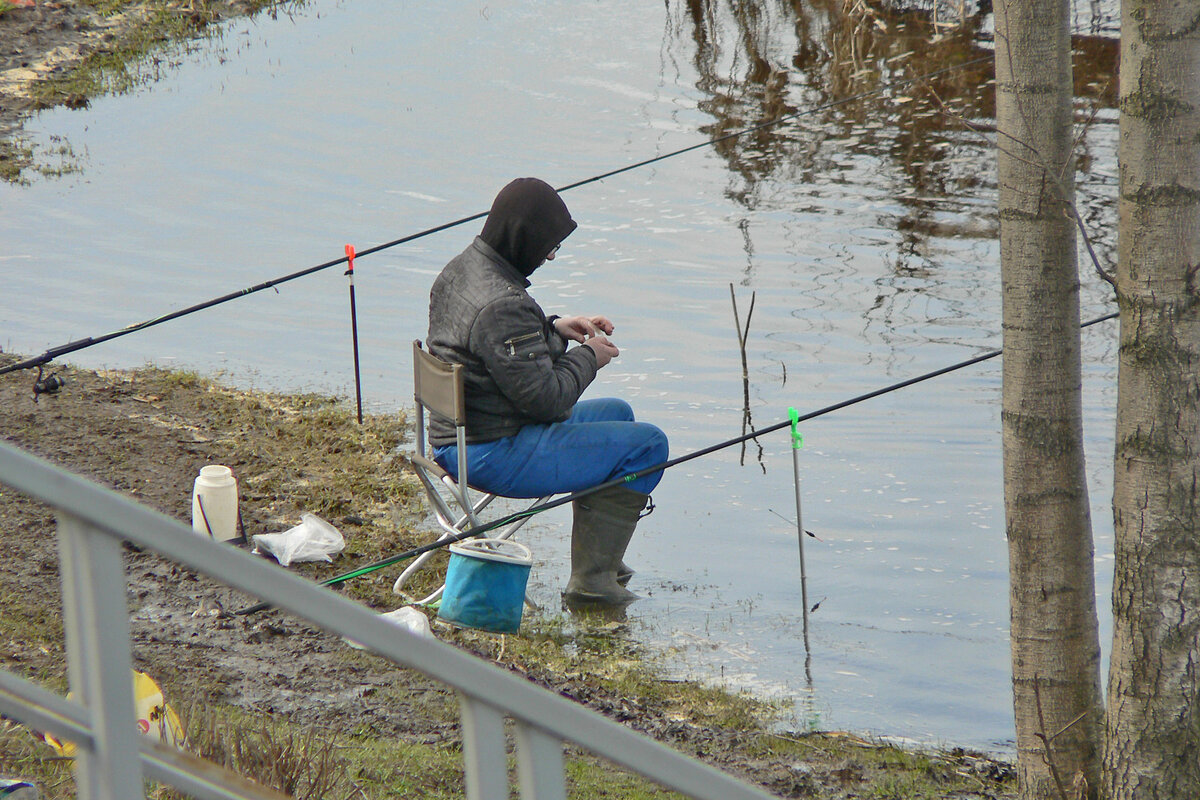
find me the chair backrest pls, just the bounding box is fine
[412,340,471,499]
[413,339,466,424]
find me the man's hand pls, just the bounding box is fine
[554,315,615,343]
[583,336,619,368]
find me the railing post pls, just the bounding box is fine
[459,694,510,800]
[58,513,143,800]
[514,721,567,800]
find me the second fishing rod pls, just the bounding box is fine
[236,308,1118,615]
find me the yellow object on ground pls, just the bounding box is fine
[43,670,183,756]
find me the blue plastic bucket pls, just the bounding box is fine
[438,539,532,633]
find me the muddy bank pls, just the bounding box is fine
[0,356,1017,798]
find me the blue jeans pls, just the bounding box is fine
[433,398,668,497]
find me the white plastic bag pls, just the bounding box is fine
[345,606,435,650]
[380,606,434,638]
[252,513,345,567]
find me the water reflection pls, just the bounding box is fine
[647,0,1119,749]
[730,284,766,469]
[665,0,1117,244]
[662,0,1119,357]
[667,0,996,208]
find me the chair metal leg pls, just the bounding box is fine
[398,488,498,579]
[394,493,553,612]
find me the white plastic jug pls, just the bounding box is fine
[191,465,239,542]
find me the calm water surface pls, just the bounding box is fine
[0,0,1121,752]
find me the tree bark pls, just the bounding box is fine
[994,1,1105,797]
[1104,0,1200,797]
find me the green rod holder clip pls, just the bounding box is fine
[788,407,803,450]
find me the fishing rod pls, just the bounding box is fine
[0,215,483,378]
[236,308,1119,615]
[2,53,992,380]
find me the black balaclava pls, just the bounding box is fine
[479,178,577,277]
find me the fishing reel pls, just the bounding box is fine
[33,364,64,401]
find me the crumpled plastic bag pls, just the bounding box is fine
[252,512,345,567]
[345,606,435,650]
[380,606,433,638]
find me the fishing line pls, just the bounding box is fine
[2,53,992,378]
[237,309,1118,615]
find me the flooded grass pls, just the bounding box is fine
[0,0,307,182]
[29,1,306,107]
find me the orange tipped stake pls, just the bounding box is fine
[345,244,363,424]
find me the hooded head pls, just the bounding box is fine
[479,178,577,276]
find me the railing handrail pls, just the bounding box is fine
[0,439,777,800]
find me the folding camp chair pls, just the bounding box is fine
[394,340,551,605]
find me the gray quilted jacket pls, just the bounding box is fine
[426,236,597,446]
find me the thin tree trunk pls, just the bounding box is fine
[1104,0,1200,796]
[994,0,1104,797]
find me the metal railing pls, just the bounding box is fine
[0,439,777,800]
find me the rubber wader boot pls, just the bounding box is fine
[564,486,649,606]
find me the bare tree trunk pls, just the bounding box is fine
[1104,0,1200,796]
[994,1,1104,797]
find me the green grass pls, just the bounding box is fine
[0,696,729,800]
[566,757,689,799]
[341,738,464,800]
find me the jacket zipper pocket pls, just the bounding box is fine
[504,331,543,357]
